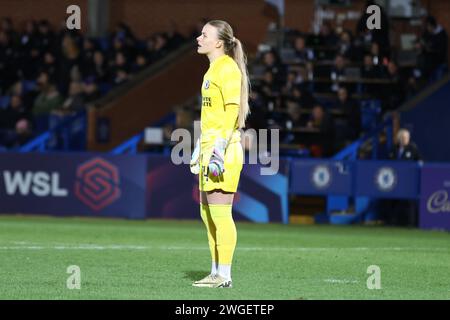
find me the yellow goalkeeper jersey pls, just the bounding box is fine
[200,54,241,165]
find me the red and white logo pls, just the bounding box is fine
[75,157,121,211]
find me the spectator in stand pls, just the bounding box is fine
[0,95,32,130]
[88,50,110,83]
[416,15,448,81]
[111,22,137,51]
[110,36,133,63]
[331,54,348,79]
[306,104,335,157]
[262,50,285,83]
[0,30,17,93]
[0,94,33,148]
[329,54,348,92]
[143,36,156,64]
[405,75,420,100]
[36,20,56,54]
[260,70,280,100]
[32,71,64,117]
[293,35,314,63]
[152,33,169,61]
[361,53,382,79]
[388,128,421,161]
[110,51,130,85]
[8,80,37,110]
[82,76,101,103]
[59,34,82,94]
[132,52,149,73]
[337,30,355,60]
[379,129,422,227]
[81,38,97,69]
[13,118,33,147]
[281,70,301,96]
[0,118,33,148]
[361,53,384,95]
[370,42,387,67]
[285,98,302,128]
[319,22,339,47]
[17,20,40,80]
[292,85,315,109]
[53,81,85,115]
[1,17,18,44]
[335,86,361,141]
[42,51,59,80]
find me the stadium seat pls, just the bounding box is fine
[360,100,381,131]
[100,82,113,95]
[97,37,110,51]
[0,96,10,109]
[22,80,37,93]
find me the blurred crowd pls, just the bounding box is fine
[242,12,448,157]
[0,18,189,149]
[1,10,448,157]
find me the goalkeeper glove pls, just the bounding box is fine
[190,138,200,174]
[208,138,227,177]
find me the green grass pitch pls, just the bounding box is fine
[0,215,449,300]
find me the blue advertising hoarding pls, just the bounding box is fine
[0,153,147,218]
[290,160,353,195]
[354,161,420,199]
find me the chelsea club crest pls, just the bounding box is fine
[311,165,332,189]
[375,167,397,192]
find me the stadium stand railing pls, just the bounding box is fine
[322,114,394,224]
[17,110,87,152]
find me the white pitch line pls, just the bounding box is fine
[324,279,359,284]
[0,244,449,252]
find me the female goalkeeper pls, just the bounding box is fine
[190,20,250,288]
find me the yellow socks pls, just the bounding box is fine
[200,203,237,280]
[200,203,218,274]
[208,204,237,280]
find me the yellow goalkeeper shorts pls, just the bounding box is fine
[199,141,244,193]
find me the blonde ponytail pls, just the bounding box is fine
[207,20,251,129]
[232,38,251,129]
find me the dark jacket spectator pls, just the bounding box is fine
[293,36,314,63]
[82,77,101,103]
[319,22,339,47]
[55,81,85,114]
[336,87,361,140]
[337,30,355,60]
[417,16,449,79]
[59,34,82,94]
[0,31,18,91]
[0,95,31,129]
[388,129,422,161]
[361,54,383,79]
[262,50,285,83]
[307,104,335,156]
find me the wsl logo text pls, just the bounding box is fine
[2,171,68,197]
